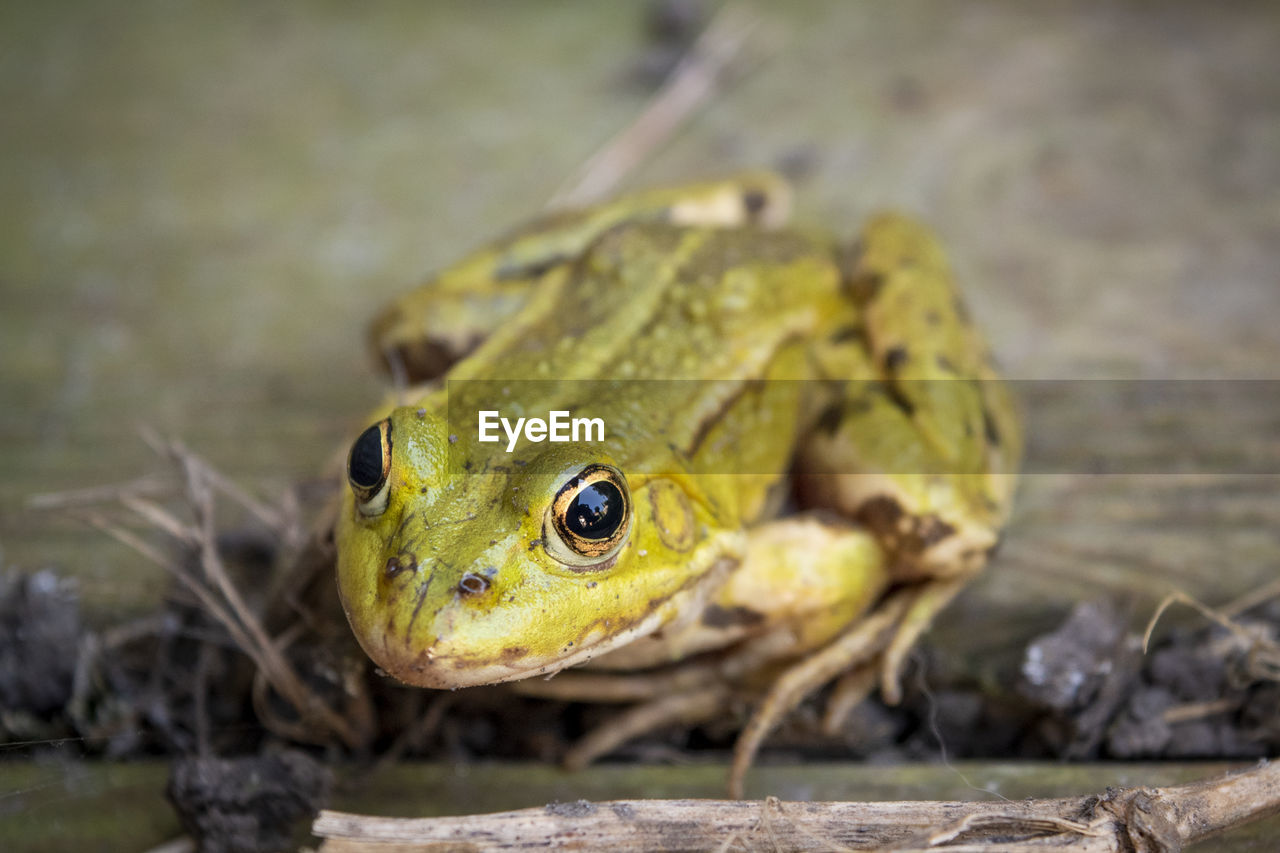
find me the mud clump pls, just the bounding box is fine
[167,750,332,853]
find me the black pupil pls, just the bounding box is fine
[349,424,385,489]
[565,481,623,540]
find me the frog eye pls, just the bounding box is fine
[544,464,631,568]
[347,419,393,517]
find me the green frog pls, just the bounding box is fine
[334,174,1020,796]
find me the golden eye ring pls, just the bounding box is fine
[543,464,631,568]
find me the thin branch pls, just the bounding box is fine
[26,474,176,510]
[73,435,366,751]
[139,427,289,536]
[1144,590,1280,683]
[312,762,1280,852]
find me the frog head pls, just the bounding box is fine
[335,406,740,688]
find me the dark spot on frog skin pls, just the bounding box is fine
[916,515,957,548]
[385,554,418,579]
[497,253,570,281]
[815,403,844,436]
[935,354,958,374]
[815,397,872,435]
[856,496,955,561]
[528,538,544,551]
[404,572,439,643]
[702,604,766,628]
[925,309,942,326]
[982,405,1002,447]
[846,269,885,305]
[857,495,903,536]
[830,325,867,346]
[457,572,490,597]
[742,189,768,219]
[883,346,909,373]
[881,383,916,418]
[500,645,530,663]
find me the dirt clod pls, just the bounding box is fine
[0,569,82,720]
[167,749,332,853]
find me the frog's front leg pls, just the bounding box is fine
[800,212,1023,703]
[514,517,891,785]
[369,174,791,383]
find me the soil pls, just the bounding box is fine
[167,751,331,853]
[2,517,1277,850]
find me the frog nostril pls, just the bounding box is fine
[385,554,417,579]
[457,572,490,597]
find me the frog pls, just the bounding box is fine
[334,173,1021,797]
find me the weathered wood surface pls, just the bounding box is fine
[2,761,1278,853]
[3,1,1277,623]
[0,1,1277,848]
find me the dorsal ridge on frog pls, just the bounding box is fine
[335,173,1020,797]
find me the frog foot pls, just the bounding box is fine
[727,576,968,799]
[518,578,968,798]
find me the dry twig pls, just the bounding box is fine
[313,761,1280,851]
[1144,589,1280,684]
[66,434,367,750]
[548,4,772,208]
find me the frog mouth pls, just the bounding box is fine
[380,604,676,690]
[369,555,739,690]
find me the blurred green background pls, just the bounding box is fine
[3,0,1279,690]
[2,1,1279,849]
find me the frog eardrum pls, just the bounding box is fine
[347,418,393,517]
[544,464,631,568]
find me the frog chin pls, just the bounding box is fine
[373,555,739,690]
[367,605,671,690]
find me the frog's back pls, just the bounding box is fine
[435,222,850,509]
[451,222,847,385]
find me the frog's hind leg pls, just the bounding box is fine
[517,516,890,781]
[728,589,911,798]
[799,213,1022,707]
[370,173,791,383]
[726,576,967,798]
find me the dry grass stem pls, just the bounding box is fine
[71,434,366,750]
[1144,590,1280,683]
[26,474,176,510]
[1161,697,1243,725]
[548,4,771,208]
